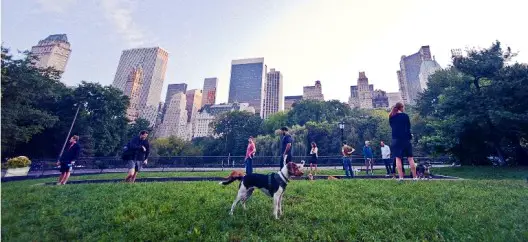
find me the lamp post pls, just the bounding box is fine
[57,103,81,161]
[338,121,345,143]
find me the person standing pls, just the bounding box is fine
[56,135,81,185]
[280,127,293,169]
[363,141,374,175]
[342,141,355,178]
[124,130,150,183]
[380,141,392,177]
[245,136,256,175]
[309,142,319,175]
[389,102,417,181]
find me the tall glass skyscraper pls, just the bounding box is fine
[228,58,266,116]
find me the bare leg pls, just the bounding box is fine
[61,171,71,185]
[58,173,65,184]
[396,157,404,179]
[125,169,134,182]
[131,171,138,183]
[408,157,417,178]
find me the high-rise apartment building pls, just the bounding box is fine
[112,47,169,125]
[124,66,144,121]
[387,92,402,108]
[349,72,374,109]
[372,90,389,108]
[284,95,303,111]
[397,46,441,105]
[185,89,202,123]
[162,83,187,121]
[193,103,255,138]
[228,58,267,116]
[158,93,187,138]
[202,78,218,107]
[303,80,324,101]
[30,34,72,76]
[262,68,283,119]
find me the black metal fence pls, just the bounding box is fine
[27,156,452,173]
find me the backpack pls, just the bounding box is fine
[121,143,134,160]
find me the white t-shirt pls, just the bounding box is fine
[381,145,391,159]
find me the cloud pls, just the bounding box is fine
[100,0,147,47]
[36,0,77,13]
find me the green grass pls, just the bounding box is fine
[431,166,528,180]
[2,167,527,241]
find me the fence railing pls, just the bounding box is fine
[26,156,452,173]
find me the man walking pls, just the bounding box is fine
[380,141,392,177]
[245,136,256,175]
[342,141,355,178]
[280,127,293,168]
[124,130,150,183]
[363,141,374,175]
[56,135,81,185]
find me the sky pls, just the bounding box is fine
[2,0,528,104]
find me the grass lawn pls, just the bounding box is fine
[2,167,527,241]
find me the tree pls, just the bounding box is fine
[262,111,288,134]
[1,47,68,157]
[416,41,528,165]
[287,100,351,126]
[126,118,152,139]
[212,111,263,155]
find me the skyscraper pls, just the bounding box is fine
[112,47,169,125]
[30,34,71,76]
[262,68,283,119]
[185,89,202,123]
[349,72,373,109]
[228,58,267,116]
[202,78,218,107]
[164,83,188,106]
[158,93,187,138]
[193,103,255,138]
[162,83,187,121]
[397,46,441,105]
[124,66,143,121]
[387,92,402,108]
[303,80,324,101]
[372,90,389,108]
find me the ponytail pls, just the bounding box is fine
[389,102,404,118]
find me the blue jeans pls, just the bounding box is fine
[245,157,253,175]
[343,157,353,178]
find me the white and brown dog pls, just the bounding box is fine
[220,161,305,219]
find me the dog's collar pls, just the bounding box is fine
[279,171,289,183]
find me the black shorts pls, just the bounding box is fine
[310,157,317,164]
[392,139,413,158]
[60,163,72,173]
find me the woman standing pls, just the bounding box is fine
[389,102,417,181]
[309,142,318,175]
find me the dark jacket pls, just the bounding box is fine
[60,142,81,163]
[125,136,150,161]
[389,113,413,141]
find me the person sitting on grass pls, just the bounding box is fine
[56,135,81,185]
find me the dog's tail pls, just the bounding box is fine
[219,173,244,185]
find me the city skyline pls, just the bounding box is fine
[2,0,528,104]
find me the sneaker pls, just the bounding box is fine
[398,178,404,182]
[385,174,390,177]
[413,178,418,181]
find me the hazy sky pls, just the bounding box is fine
[2,0,527,103]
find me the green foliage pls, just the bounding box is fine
[1,47,66,155]
[417,41,528,165]
[212,111,263,155]
[5,156,31,168]
[262,111,288,134]
[151,136,202,156]
[287,99,351,126]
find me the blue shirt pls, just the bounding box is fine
[363,146,373,158]
[281,134,293,156]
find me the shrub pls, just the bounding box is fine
[5,156,32,168]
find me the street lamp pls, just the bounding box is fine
[338,121,345,143]
[57,103,82,161]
